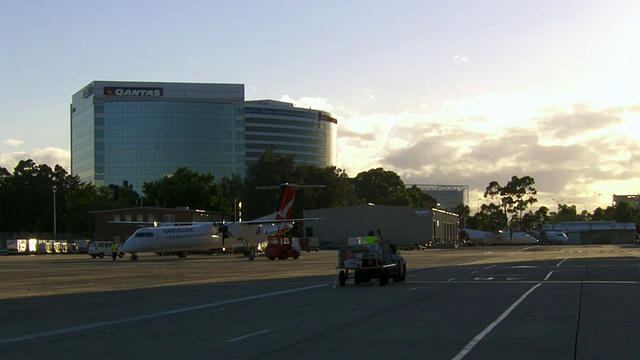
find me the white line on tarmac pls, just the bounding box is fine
[544,271,554,281]
[0,284,327,345]
[556,257,570,267]
[226,329,270,342]
[451,283,542,360]
[198,308,227,315]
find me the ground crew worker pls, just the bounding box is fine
[364,230,378,244]
[111,243,118,261]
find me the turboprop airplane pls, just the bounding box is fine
[527,230,569,244]
[121,183,323,260]
[459,226,538,245]
[122,222,220,260]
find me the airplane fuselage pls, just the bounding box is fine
[122,222,221,254]
[463,229,538,245]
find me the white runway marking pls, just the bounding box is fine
[556,257,570,267]
[451,283,542,360]
[0,284,326,345]
[226,329,270,342]
[544,271,554,281]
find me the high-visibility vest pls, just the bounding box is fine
[364,235,378,244]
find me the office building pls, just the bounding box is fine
[71,81,336,192]
[244,100,337,167]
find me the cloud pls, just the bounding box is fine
[453,55,470,63]
[0,147,70,171]
[335,92,640,211]
[279,95,334,112]
[4,138,24,147]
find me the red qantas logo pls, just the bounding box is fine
[275,187,298,220]
[104,87,163,97]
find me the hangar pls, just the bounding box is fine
[303,204,459,248]
[543,221,637,244]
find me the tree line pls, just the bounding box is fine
[458,175,639,233]
[1,149,637,238]
[0,149,438,237]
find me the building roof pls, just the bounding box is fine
[543,221,636,232]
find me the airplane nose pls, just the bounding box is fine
[122,240,134,252]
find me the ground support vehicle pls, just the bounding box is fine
[297,237,320,252]
[88,241,125,259]
[336,241,407,287]
[264,236,301,261]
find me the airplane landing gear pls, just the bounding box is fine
[130,253,139,260]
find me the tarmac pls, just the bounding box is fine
[1,245,640,359]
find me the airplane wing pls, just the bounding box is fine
[235,217,324,225]
[109,221,217,227]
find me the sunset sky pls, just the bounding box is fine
[1,0,639,213]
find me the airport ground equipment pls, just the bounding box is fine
[336,240,406,286]
[264,236,301,260]
[89,241,125,259]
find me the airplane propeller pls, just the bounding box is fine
[216,222,237,251]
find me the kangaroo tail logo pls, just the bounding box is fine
[275,185,299,220]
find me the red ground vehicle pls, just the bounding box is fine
[264,236,300,260]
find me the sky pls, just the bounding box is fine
[1,0,639,213]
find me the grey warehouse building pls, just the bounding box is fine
[71,81,337,191]
[303,205,459,248]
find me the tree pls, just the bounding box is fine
[351,168,409,206]
[294,165,361,211]
[142,167,222,210]
[406,185,439,208]
[484,175,537,230]
[219,173,247,221]
[243,148,301,219]
[0,160,80,234]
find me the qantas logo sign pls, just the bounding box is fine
[104,87,163,97]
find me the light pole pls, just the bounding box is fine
[52,186,57,239]
[552,198,563,211]
[568,201,588,219]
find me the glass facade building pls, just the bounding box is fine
[244,100,337,167]
[71,82,337,192]
[71,81,246,191]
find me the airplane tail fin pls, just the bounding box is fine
[457,220,468,240]
[256,184,325,221]
[275,185,298,220]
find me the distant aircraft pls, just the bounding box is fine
[528,230,569,245]
[459,226,539,245]
[121,183,323,260]
[521,218,568,245]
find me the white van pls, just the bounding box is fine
[89,241,125,259]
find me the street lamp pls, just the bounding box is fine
[52,186,57,239]
[552,198,563,211]
[567,201,587,217]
